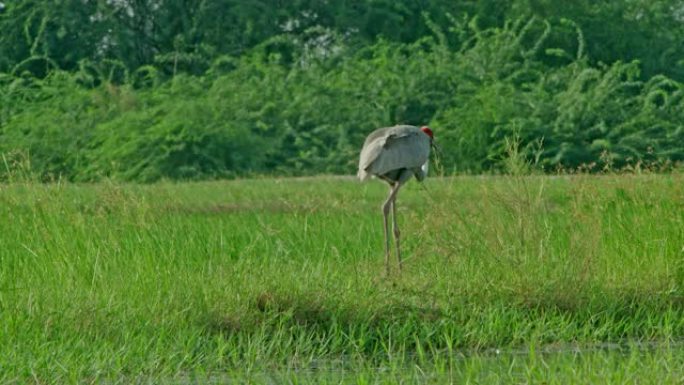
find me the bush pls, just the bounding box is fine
[1,18,683,181]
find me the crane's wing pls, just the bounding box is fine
[358,125,431,181]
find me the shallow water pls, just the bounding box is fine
[138,340,684,384]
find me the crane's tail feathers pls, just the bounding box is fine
[357,169,371,181]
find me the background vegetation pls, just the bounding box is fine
[1,0,684,181]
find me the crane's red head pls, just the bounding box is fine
[421,126,434,139]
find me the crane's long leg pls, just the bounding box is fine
[392,193,401,272]
[382,182,402,276]
[382,186,393,276]
[391,171,413,274]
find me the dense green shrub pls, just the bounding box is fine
[1,16,683,181]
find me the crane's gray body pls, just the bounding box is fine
[357,125,431,183]
[357,124,433,275]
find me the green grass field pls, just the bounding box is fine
[2,174,684,383]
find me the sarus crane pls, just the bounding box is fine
[357,125,434,275]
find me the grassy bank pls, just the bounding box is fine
[1,174,684,383]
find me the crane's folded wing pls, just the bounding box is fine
[359,131,430,178]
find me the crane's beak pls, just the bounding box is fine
[431,141,443,158]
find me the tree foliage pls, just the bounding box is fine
[1,1,683,181]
